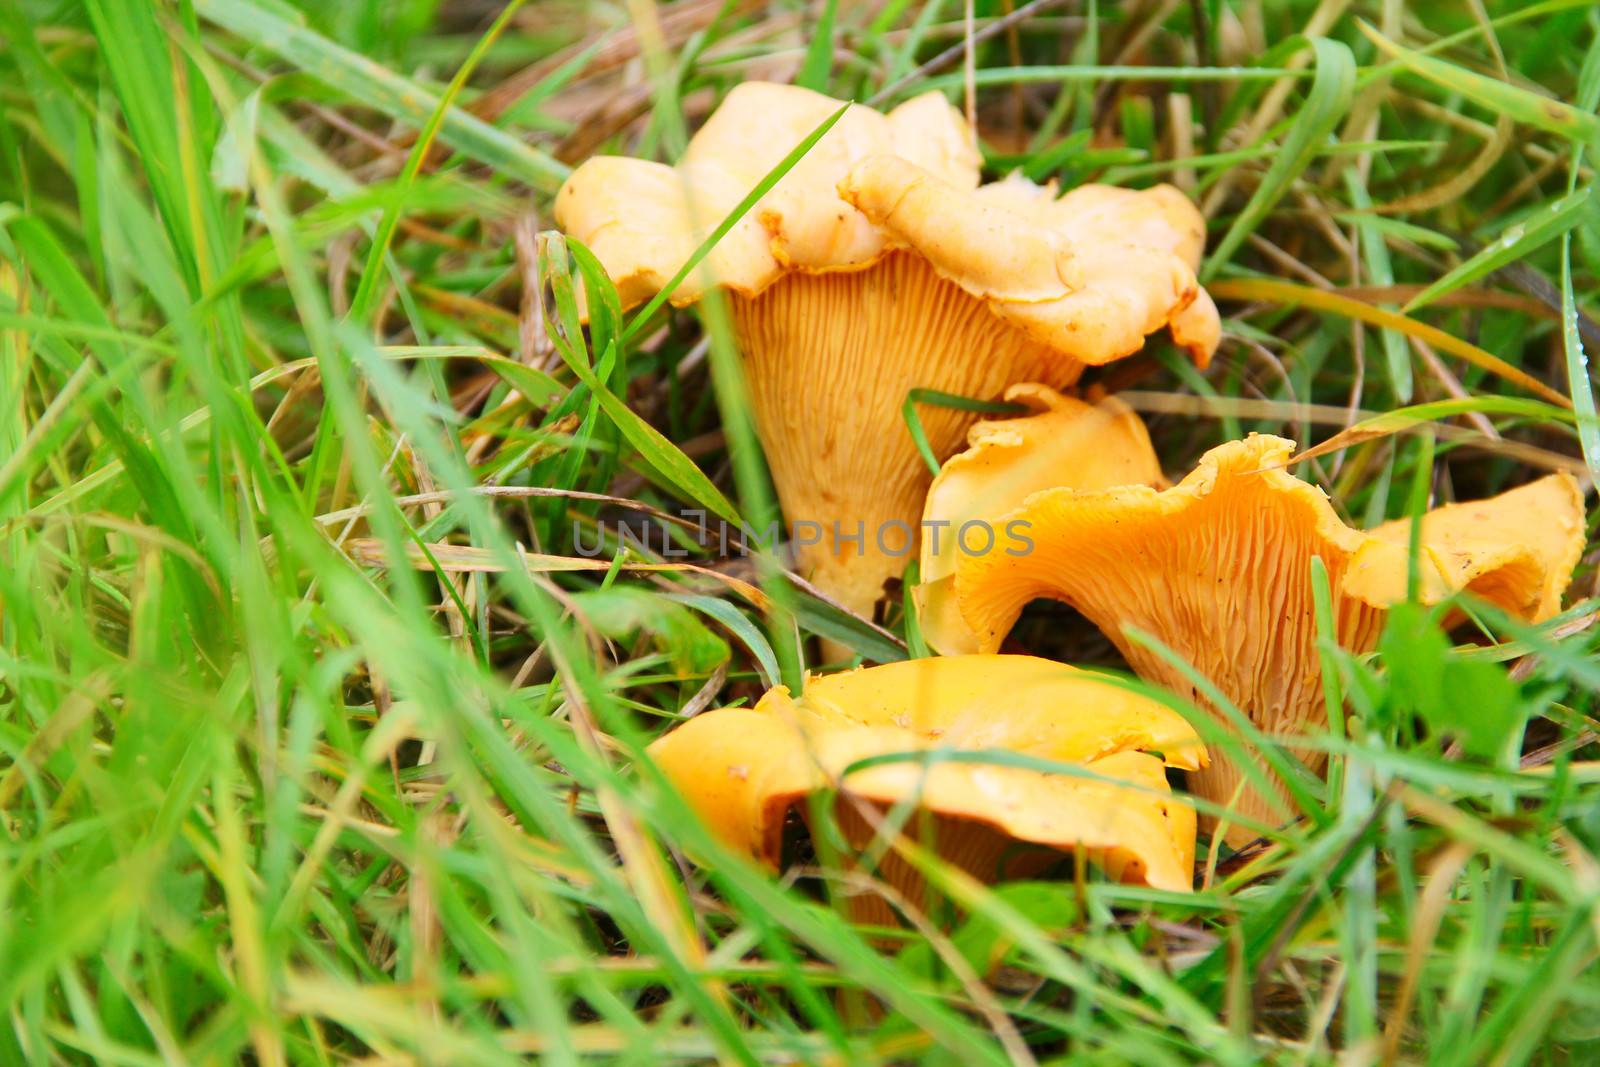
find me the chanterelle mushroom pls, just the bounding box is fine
[647,655,1206,923]
[556,82,1219,632]
[926,433,1585,843]
[917,383,1166,655]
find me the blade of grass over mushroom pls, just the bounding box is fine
[1120,626,1328,834]
[1310,557,1345,802]
[1402,431,1436,606]
[192,0,569,192]
[1401,187,1592,314]
[902,388,1031,477]
[695,287,808,688]
[901,561,932,659]
[1205,38,1356,277]
[1208,278,1573,408]
[619,102,851,345]
[835,747,1268,837]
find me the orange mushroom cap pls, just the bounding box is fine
[933,433,1586,842]
[647,655,1206,897]
[556,82,1221,630]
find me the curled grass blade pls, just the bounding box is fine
[901,388,1030,476]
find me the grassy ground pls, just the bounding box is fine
[2,0,1600,1063]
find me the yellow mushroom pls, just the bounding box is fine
[916,383,1167,655]
[926,433,1586,843]
[556,82,1220,630]
[647,655,1206,923]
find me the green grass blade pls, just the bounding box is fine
[796,0,838,91]
[1361,20,1600,150]
[1403,186,1593,313]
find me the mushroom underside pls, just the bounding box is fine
[959,482,1383,838]
[773,760,1193,926]
[951,443,1583,844]
[814,801,1066,929]
[730,251,1079,620]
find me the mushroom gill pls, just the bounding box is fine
[933,433,1585,843]
[555,82,1220,634]
[916,383,1166,655]
[646,655,1206,925]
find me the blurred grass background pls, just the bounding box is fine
[2,0,1600,1063]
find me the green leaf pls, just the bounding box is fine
[671,595,780,687]
[570,338,739,524]
[543,236,739,523]
[348,0,526,321]
[898,881,1079,984]
[1019,129,1093,182]
[788,582,907,665]
[210,85,261,193]
[1558,26,1600,489]
[1380,603,1527,762]
[474,353,566,408]
[1341,170,1413,400]
[901,561,931,660]
[1331,212,1460,252]
[1558,235,1600,488]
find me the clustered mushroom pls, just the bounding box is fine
[557,82,1219,628]
[924,423,1585,842]
[559,81,1589,901]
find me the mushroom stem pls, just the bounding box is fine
[1113,595,1389,845]
[822,799,1057,930]
[730,252,1077,628]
